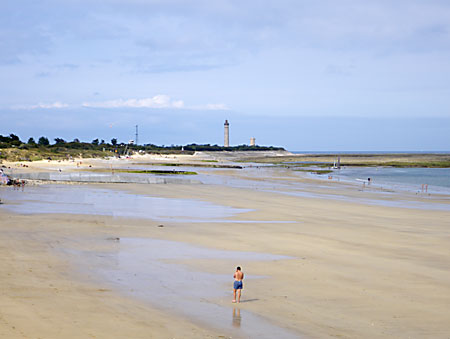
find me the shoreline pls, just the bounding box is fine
[2,156,450,211]
[1,157,450,338]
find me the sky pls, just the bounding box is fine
[1,0,450,151]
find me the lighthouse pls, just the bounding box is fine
[224,120,230,147]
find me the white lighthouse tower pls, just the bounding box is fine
[224,120,230,147]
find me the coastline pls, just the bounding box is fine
[1,154,450,338]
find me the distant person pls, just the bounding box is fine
[233,266,244,303]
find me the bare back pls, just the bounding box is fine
[234,270,244,281]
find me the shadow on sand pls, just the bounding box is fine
[239,298,259,303]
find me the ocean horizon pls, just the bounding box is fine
[290,150,450,154]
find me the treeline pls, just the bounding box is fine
[0,134,117,161]
[143,143,285,152]
[0,134,284,153]
[1,134,126,151]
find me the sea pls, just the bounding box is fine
[291,151,450,194]
[330,167,450,194]
[291,151,450,154]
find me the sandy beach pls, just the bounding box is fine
[1,154,450,338]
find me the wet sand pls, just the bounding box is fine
[1,158,450,338]
[0,211,219,339]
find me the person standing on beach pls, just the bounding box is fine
[233,266,244,303]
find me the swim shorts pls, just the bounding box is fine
[233,281,243,290]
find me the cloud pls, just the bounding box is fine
[324,63,356,77]
[109,1,287,73]
[9,95,228,112]
[35,71,52,78]
[191,103,229,110]
[82,95,229,110]
[82,95,184,109]
[12,102,69,110]
[56,63,79,70]
[34,63,80,78]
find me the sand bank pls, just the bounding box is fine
[1,162,450,338]
[0,210,220,339]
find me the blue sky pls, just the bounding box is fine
[1,0,449,151]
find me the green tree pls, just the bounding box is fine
[38,136,50,146]
[111,138,117,146]
[27,137,36,144]
[92,138,99,146]
[9,134,20,141]
[7,133,22,146]
[54,138,66,144]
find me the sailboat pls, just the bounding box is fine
[332,156,341,169]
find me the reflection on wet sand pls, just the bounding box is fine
[232,308,241,328]
[1,184,251,221]
[1,184,296,223]
[68,237,300,339]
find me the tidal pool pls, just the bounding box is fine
[68,237,301,339]
[0,184,252,222]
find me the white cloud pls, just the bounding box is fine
[191,103,229,110]
[82,95,184,109]
[82,95,229,110]
[12,101,69,109]
[10,95,229,112]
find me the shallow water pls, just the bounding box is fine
[0,185,253,222]
[68,237,301,338]
[1,184,300,223]
[190,168,450,211]
[1,184,302,336]
[331,167,450,194]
